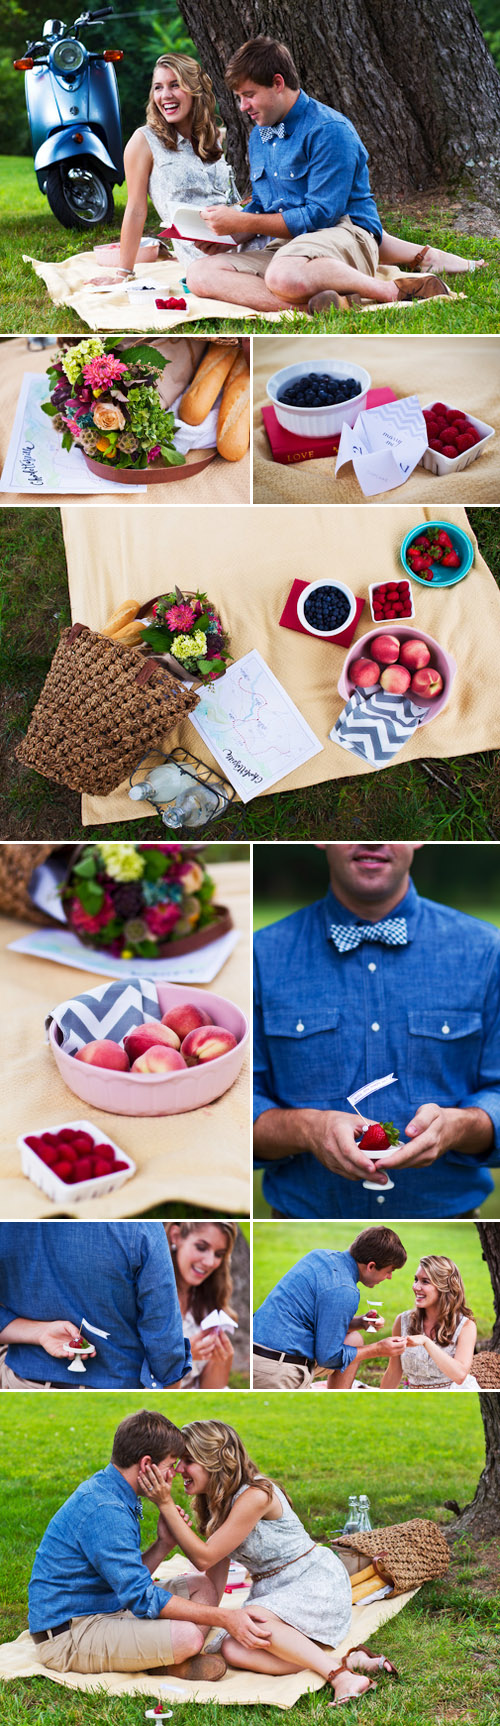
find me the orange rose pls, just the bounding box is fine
[92,403,126,432]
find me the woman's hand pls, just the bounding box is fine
[190,1331,218,1363]
[227,1606,273,1650]
[211,1330,234,1364]
[137,1462,174,1512]
[402,1334,424,1349]
[156,1505,192,1546]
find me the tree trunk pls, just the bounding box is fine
[230,1227,250,1381]
[177,0,500,200]
[475,1222,500,1350]
[450,1394,500,1539]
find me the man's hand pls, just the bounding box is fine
[193,241,234,254]
[228,1607,273,1649]
[307,1112,390,1185]
[36,1320,83,1358]
[386,1104,494,1171]
[359,1313,385,1331]
[203,205,250,237]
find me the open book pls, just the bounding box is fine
[161,205,241,246]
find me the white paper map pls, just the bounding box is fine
[336,395,428,497]
[0,373,147,494]
[9,925,239,982]
[189,649,323,802]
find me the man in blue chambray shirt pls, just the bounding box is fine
[185,37,400,313]
[0,1222,191,1389]
[253,1227,407,1390]
[29,1409,271,1677]
[254,844,500,1219]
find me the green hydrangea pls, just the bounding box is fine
[62,338,105,385]
[126,387,177,452]
[97,842,145,882]
[171,631,207,662]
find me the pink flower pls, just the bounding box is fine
[82,355,128,389]
[69,890,115,935]
[166,603,195,631]
[144,903,181,938]
[147,444,161,464]
[65,420,83,437]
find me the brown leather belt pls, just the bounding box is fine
[253,1344,314,1370]
[32,1621,71,1644]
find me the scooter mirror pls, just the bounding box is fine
[43,19,66,35]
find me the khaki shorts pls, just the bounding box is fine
[0,1357,54,1390]
[36,1578,193,1674]
[229,215,379,279]
[252,1350,313,1391]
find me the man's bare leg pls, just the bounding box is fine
[264,255,399,305]
[326,1329,365,1390]
[379,229,485,274]
[185,256,294,311]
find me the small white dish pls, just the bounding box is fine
[18,1119,136,1205]
[369,580,415,622]
[266,359,371,437]
[298,579,356,638]
[420,403,495,476]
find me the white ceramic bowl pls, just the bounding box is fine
[49,983,249,1117]
[18,1119,136,1205]
[420,403,495,476]
[266,359,371,437]
[298,579,356,638]
[369,580,415,622]
[339,624,457,725]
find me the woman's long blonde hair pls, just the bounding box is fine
[146,54,223,162]
[408,1256,474,1347]
[182,1420,288,1537]
[165,1221,237,1326]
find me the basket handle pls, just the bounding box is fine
[136,658,161,686]
[67,623,85,643]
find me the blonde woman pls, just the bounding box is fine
[380,1256,478,1390]
[166,1222,238,1389]
[138,1419,399,1708]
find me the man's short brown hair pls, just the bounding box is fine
[225,37,300,93]
[112,1411,186,1469]
[350,1227,407,1270]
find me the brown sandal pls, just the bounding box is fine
[326,1660,377,1707]
[346,1643,400,1680]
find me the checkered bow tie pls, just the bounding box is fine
[329,917,408,953]
[259,121,286,142]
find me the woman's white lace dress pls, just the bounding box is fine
[139,127,236,263]
[399,1310,477,1390]
[211,1481,352,1648]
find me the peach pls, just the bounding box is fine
[161,1003,213,1041]
[74,1039,130,1071]
[131,1045,187,1074]
[399,639,431,671]
[370,634,400,665]
[411,666,444,699]
[350,658,380,689]
[380,665,411,694]
[181,1025,237,1064]
[123,1020,181,1063]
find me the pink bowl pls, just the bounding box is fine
[49,983,249,1117]
[339,625,457,724]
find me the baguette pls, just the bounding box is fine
[112,619,146,646]
[350,1565,377,1590]
[216,352,250,461]
[179,343,236,425]
[351,1578,386,1603]
[101,599,140,638]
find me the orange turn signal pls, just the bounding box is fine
[103,48,123,61]
[72,132,84,142]
[13,56,34,69]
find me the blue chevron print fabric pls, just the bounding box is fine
[330,687,429,768]
[46,977,161,1055]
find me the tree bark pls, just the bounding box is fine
[450,1394,500,1539]
[475,1222,500,1350]
[177,0,500,199]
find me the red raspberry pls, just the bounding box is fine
[94,1158,114,1178]
[112,1160,129,1173]
[73,1157,94,1182]
[456,434,474,452]
[53,1161,73,1182]
[72,1132,94,1153]
[442,445,457,459]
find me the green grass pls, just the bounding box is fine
[2,508,500,839]
[252,1220,495,1382]
[1,158,499,333]
[1,1393,499,1726]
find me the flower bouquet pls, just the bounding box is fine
[62,842,232,961]
[41,338,188,482]
[139,587,231,684]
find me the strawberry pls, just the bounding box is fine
[441,550,460,567]
[359,1120,400,1152]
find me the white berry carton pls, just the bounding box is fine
[18,1118,136,1205]
[420,402,494,476]
[368,580,415,623]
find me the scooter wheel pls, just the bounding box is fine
[45,163,114,229]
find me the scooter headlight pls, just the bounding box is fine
[51,39,85,72]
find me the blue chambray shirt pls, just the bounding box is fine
[254,1249,360,1369]
[29,1464,172,1631]
[0,1222,191,1388]
[254,880,500,1218]
[247,89,382,242]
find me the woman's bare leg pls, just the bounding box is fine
[221,1613,373,1702]
[379,228,485,274]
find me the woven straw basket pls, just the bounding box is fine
[16,624,198,796]
[335,1518,450,1594]
[0,844,70,924]
[471,1351,500,1388]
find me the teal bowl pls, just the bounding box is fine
[400,521,474,588]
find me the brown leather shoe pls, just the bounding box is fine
[148,1653,227,1682]
[396,273,452,300]
[307,290,353,313]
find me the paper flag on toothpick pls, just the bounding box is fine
[200,1309,238,1332]
[348,1074,398,1108]
[81,1317,111,1338]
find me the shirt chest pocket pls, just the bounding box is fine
[262,1002,343,1105]
[407,1009,483,1102]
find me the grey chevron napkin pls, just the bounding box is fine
[46,977,161,1055]
[330,688,429,769]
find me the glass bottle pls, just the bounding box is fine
[357,1495,372,1531]
[342,1495,360,1534]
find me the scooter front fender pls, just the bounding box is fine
[34,127,117,177]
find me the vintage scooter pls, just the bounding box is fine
[14,8,124,228]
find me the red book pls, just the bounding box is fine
[262,389,397,465]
